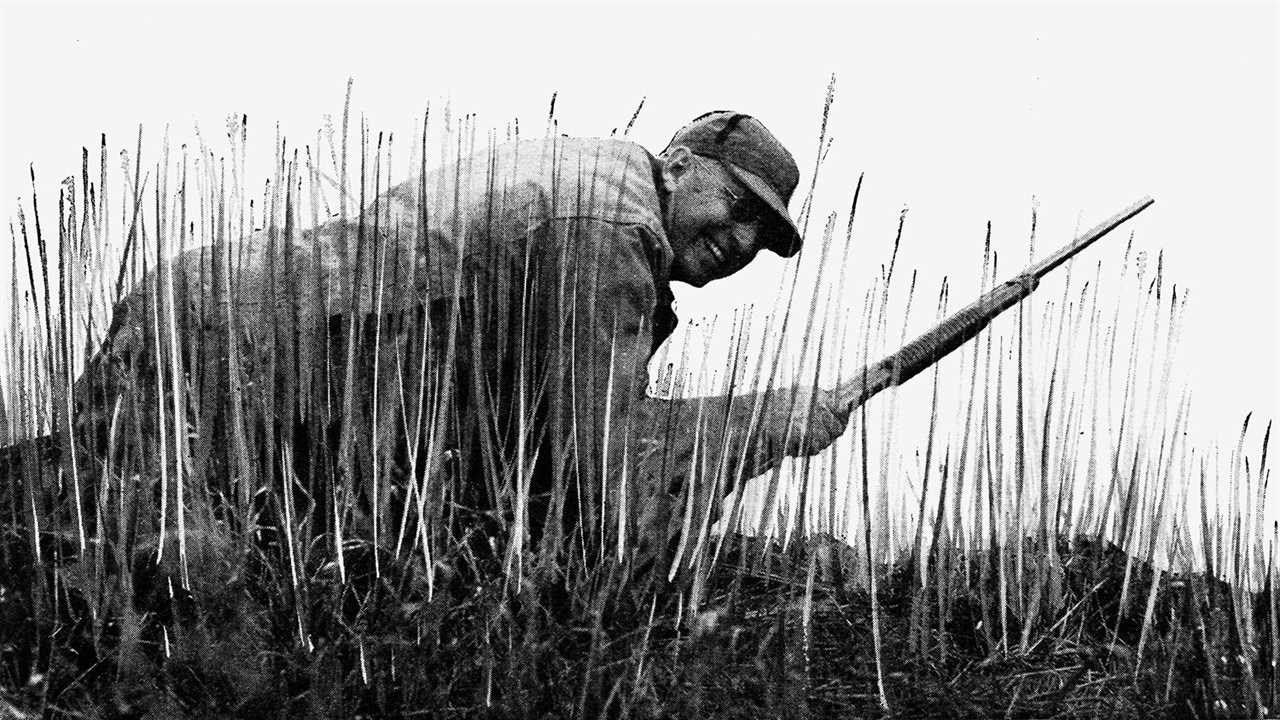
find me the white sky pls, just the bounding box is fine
[1,0,1276,457]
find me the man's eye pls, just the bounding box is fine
[731,201,762,224]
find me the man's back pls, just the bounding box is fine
[74,136,675,448]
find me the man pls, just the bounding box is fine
[70,110,850,570]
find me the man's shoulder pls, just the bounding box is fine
[367,134,672,299]
[394,136,661,228]
[468,136,670,258]
[502,135,652,169]
[494,136,663,224]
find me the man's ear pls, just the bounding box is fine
[659,146,695,193]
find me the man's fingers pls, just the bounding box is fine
[767,389,854,458]
[828,390,852,426]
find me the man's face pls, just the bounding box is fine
[661,150,769,287]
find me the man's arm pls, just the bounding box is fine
[552,219,846,555]
[634,382,848,504]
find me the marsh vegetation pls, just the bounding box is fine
[0,92,1274,719]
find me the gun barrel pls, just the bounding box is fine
[835,196,1154,412]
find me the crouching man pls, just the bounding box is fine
[70,110,850,579]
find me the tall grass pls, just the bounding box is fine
[0,90,1275,718]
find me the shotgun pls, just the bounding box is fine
[835,196,1154,413]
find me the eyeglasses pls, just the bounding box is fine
[696,156,764,224]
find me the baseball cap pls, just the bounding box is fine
[663,111,803,257]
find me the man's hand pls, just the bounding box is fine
[756,387,851,459]
[647,386,851,509]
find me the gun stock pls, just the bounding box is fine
[835,196,1154,413]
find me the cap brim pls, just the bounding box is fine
[724,162,803,258]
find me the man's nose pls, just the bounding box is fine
[725,224,759,257]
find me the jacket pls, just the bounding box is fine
[74,135,724,552]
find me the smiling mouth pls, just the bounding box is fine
[705,237,728,265]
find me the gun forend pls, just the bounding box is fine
[835,196,1154,413]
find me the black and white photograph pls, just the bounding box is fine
[0,2,1276,717]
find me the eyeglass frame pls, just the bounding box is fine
[693,155,765,225]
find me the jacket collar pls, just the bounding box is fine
[648,151,670,227]
[646,150,678,353]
